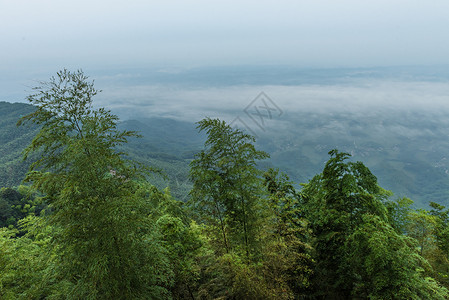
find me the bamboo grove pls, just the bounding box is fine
[1,70,449,299]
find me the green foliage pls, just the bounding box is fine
[382,199,449,289]
[384,196,414,233]
[4,100,449,209]
[0,216,54,299]
[263,168,314,296]
[0,186,44,228]
[4,98,449,208]
[347,214,448,299]
[151,188,204,299]
[189,120,318,299]
[196,252,273,300]
[263,108,449,208]
[16,69,172,299]
[302,149,389,297]
[264,168,302,236]
[301,150,449,298]
[189,118,269,258]
[157,216,203,299]
[407,209,438,256]
[430,202,449,254]
[2,70,449,298]
[424,202,449,287]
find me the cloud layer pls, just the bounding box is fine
[95,79,449,123]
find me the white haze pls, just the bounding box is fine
[94,79,449,124]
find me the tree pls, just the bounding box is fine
[189,118,269,259]
[407,209,438,256]
[302,149,449,298]
[0,186,44,229]
[384,196,414,233]
[301,149,388,297]
[429,202,449,255]
[189,118,275,299]
[0,216,56,299]
[150,187,204,299]
[424,202,449,288]
[18,69,171,299]
[156,215,203,300]
[346,214,448,299]
[262,168,314,297]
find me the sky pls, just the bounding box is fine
[2,1,449,206]
[1,0,449,72]
[1,0,449,116]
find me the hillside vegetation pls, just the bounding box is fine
[0,102,39,188]
[2,100,449,208]
[2,70,449,299]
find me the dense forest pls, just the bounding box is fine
[1,69,449,299]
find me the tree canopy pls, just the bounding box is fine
[1,69,449,299]
[13,69,172,299]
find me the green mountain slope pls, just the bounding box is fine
[0,102,204,201]
[1,101,449,207]
[0,101,39,187]
[117,117,205,201]
[119,109,449,207]
[256,109,449,207]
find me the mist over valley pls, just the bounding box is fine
[2,65,449,208]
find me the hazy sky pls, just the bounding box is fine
[2,0,449,73]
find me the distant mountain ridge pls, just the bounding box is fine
[1,101,449,208]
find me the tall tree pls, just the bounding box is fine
[301,149,389,298]
[262,168,314,297]
[189,118,269,258]
[302,149,449,298]
[424,202,449,287]
[407,209,438,256]
[346,214,448,299]
[18,69,171,299]
[429,202,449,255]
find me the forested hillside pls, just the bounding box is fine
[1,70,449,299]
[3,100,449,207]
[258,109,449,207]
[0,102,39,188]
[0,102,201,201]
